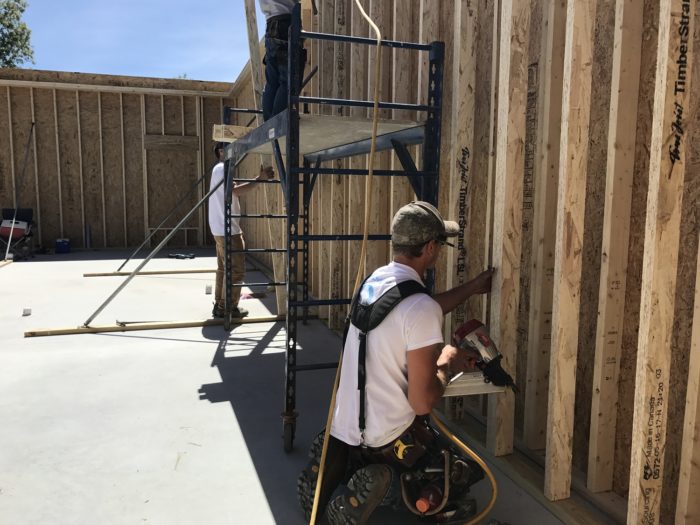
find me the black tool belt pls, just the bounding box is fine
[266,14,292,40]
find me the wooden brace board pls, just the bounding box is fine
[212,124,254,143]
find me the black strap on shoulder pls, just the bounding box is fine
[347,279,428,436]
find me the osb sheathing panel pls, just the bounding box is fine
[55,90,83,247]
[0,88,12,210]
[572,0,615,476]
[0,70,237,250]
[183,97,197,137]
[613,0,658,496]
[9,88,36,215]
[100,92,127,247]
[121,94,145,246]
[147,149,197,247]
[32,88,61,245]
[78,91,105,248]
[163,95,183,135]
[145,95,161,135]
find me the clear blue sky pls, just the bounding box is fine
[22,0,266,83]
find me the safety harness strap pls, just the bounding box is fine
[348,280,428,436]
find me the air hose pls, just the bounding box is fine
[309,3,382,523]
[431,411,498,524]
[309,2,498,524]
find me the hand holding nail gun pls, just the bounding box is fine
[452,319,518,392]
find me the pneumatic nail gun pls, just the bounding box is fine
[453,319,518,392]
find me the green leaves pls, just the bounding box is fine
[0,0,34,68]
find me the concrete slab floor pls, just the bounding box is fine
[1,251,568,524]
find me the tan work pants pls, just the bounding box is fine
[214,233,245,309]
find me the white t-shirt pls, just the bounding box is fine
[208,162,241,236]
[330,262,444,447]
[259,0,297,19]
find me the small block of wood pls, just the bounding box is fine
[212,124,254,143]
[443,372,506,397]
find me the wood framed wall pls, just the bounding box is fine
[0,69,234,249]
[229,1,699,522]
[4,0,699,520]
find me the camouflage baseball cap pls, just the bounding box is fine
[391,201,459,246]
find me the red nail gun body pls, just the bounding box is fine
[453,319,518,392]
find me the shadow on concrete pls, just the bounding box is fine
[197,320,339,524]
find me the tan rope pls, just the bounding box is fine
[309,2,383,524]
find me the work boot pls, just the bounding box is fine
[326,464,392,525]
[212,303,225,318]
[232,306,248,318]
[297,431,325,520]
[211,304,249,318]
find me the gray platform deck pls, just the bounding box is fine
[0,251,575,524]
[247,114,420,156]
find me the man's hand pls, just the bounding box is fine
[258,165,275,180]
[468,267,495,295]
[437,344,480,377]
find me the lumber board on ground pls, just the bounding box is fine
[586,0,643,493]
[627,0,694,521]
[544,0,597,501]
[212,124,254,143]
[676,234,700,523]
[83,269,217,277]
[486,0,530,457]
[523,0,566,451]
[23,315,286,338]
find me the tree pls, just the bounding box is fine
[0,0,34,68]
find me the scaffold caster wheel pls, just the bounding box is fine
[283,422,295,453]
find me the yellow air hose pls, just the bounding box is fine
[308,3,498,524]
[431,411,498,524]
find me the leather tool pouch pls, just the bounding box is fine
[373,418,435,469]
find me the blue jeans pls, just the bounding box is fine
[263,36,289,121]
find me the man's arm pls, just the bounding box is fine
[407,343,479,415]
[432,267,495,315]
[232,165,275,196]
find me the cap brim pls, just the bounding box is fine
[444,220,460,237]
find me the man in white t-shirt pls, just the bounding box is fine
[297,201,494,523]
[208,142,273,318]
